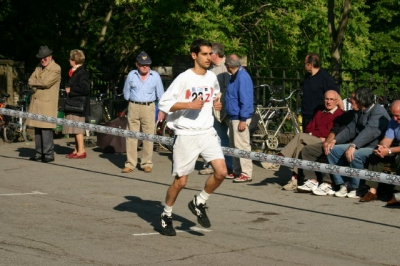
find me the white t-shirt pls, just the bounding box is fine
[159,69,220,135]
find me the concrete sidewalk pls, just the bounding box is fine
[0,137,399,265]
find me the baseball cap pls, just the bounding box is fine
[136,51,152,65]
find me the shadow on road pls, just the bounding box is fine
[114,196,203,235]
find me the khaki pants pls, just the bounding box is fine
[125,102,155,170]
[280,133,322,174]
[229,119,253,177]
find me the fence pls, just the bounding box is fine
[4,66,400,113]
[247,67,400,115]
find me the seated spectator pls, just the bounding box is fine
[326,87,390,198]
[297,92,358,195]
[281,90,343,190]
[360,100,400,203]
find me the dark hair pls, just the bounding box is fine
[354,87,374,108]
[212,42,225,57]
[190,39,212,55]
[305,53,321,68]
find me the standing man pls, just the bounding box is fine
[225,54,254,183]
[158,39,227,236]
[302,53,338,129]
[27,46,61,163]
[121,51,165,173]
[199,42,232,175]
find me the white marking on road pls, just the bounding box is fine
[133,226,212,236]
[0,191,47,196]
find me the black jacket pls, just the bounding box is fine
[65,66,91,117]
[301,68,338,118]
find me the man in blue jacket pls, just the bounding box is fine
[224,54,254,183]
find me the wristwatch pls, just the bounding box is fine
[349,143,356,149]
[388,148,392,155]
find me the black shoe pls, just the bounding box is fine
[29,156,42,161]
[159,214,176,236]
[42,157,55,163]
[188,195,211,228]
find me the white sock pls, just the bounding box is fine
[196,190,210,205]
[162,205,173,217]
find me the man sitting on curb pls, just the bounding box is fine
[281,90,343,190]
[326,87,390,199]
[295,92,358,195]
[359,100,400,204]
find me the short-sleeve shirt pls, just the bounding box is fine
[385,119,400,141]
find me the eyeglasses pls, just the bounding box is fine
[137,63,150,68]
[325,98,337,101]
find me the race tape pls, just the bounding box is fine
[1,108,399,186]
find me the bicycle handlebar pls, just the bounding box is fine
[269,89,301,104]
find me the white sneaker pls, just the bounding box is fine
[313,183,335,196]
[346,190,360,199]
[335,184,348,197]
[297,180,318,193]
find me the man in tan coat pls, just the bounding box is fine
[27,46,61,163]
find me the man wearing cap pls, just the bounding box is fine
[27,45,61,163]
[121,51,165,173]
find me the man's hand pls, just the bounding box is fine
[213,97,222,111]
[189,96,205,110]
[65,87,71,94]
[157,111,166,122]
[323,139,336,155]
[238,121,247,132]
[345,145,355,162]
[374,144,387,158]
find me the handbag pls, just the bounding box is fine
[64,95,85,113]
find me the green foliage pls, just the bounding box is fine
[0,0,399,86]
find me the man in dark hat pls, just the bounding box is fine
[27,45,61,162]
[121,51,165,173]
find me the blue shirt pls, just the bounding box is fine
[385,119,400,141]
[123,69,164,102]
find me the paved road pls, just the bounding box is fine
[0,138,399,265]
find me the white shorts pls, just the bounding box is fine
[172,131,224,177]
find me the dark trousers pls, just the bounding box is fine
[366,153,397,196]
[34,128,54,159]
[302,115,313,132]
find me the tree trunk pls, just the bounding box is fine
[328,0,351,88]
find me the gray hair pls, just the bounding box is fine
[225,54,241,68]
[212,43,225,58]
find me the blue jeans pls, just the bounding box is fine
[214,119,233,171]
[327,144,373,189]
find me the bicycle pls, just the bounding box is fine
[156,118,174,152]
[84,88,127,147]
[251,85,301,153]
[1,90,34,143]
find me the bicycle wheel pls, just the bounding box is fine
[159,120,174,152]
[3,125,16,143]
[265,107,299,151]
[22,119,34,141]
